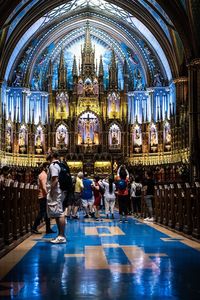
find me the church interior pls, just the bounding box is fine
[0,0,200,299]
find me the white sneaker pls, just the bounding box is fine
[50,236,66,244]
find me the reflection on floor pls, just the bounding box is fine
[0,212,200,299]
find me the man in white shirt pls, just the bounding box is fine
[47,152,66,244]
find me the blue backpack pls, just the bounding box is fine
[118,179,127,191]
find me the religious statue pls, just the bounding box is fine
[77,79,84,95]
[94,131,99,144]
[13,70,22,87]
[109,93,120,118]
[84,81,93,97]
[57,129,66,146]
[111,98,116,114]
[6,130,11,145]
[112,133,118,145]
[151,131,157,146]
[93,79,99,96]
[32,72,40,90]
[5,129,12,152]
[55,92,69,119]
[150,126,157,152]
[78,132,83,145]
[135,128,141,145]
[19,132,25,147]
[134,68,143,90]
[153,69,163,87]
[19,130,26,153]
[135,129,140,139]
[165,127,171,144]
[85,119,92,144]
[35,134,43,154]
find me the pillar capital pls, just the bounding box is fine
[187,58,200,69]
[173,77,188,84]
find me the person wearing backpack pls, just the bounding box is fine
[81,172,94,218]
[47,152,66,244]
[130,175,142,218]
[61,162,74,219]
[116,167,129,223]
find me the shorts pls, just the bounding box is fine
[74,192,82,207]
[47,191,65,218]
[63,191,74,208]
[82,197,94,208]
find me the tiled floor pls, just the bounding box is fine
[0,213,200,299]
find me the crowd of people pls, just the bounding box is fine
[0,153,156,244]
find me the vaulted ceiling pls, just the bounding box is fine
[0,0,199,87]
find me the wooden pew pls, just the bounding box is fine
[0,181,5,254]
[168,184,176,228]
[163,184,169,226]
[192,182,200,239]
[175,183,184,232]
[183,183,193,235]
[158,185,164,223]
[18,183,26,236]
[25,183,31,233]
[4,180,14,245]
[12,181,20,240]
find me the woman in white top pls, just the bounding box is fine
[102,175,116,219]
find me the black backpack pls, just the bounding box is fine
[53,162,73,191]
[135,184,142,196]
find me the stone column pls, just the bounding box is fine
[173,77,188,119]
[146,88,154,122]
[188,59,200,180]
[0,80,3,151]
[173,77,188,152]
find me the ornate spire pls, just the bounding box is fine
[13,106,16,123]
[17,106,20,123]
[124,59,129,92]
[48,59,53,77]
[123,59,129,76]
[81,21,96,79]
[45,111,48,124]
[47,60,53,93]
[32,108,34,124]
[109,49,118,90]
[59,49,64,69]
[72,55,78,77]
[111,49,116,65]
[58,48,67,90]
[28,105,31,123]
[99,55,104,77]
[84,21,92,53]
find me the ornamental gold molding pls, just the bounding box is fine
[173,77,188,84]
[77,97,100,116]
[187,58,200,68]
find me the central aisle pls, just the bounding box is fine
[0,213,200,299]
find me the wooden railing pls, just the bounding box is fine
[142,182,200,239]
[0,180,39,257]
